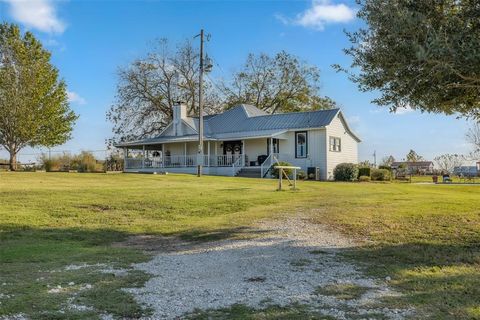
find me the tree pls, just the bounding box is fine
[107,39,221,143]
[405,150,424,162]
[381,155,395,167]
[434,154,464,173]
[222,51,336,114]
[337,0,480,119]
[466,122,480,154]
[0,23,77,170]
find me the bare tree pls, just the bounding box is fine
[434,154,464,174]
[466,122,480,157]
[107,39,221,143]
[221,51,336,114]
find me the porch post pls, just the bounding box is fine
[123,147,127,170]
[207,141,210,167]
[269,138,273,156]
[214,141,218,166]
[241,140,245,166]
[142,145,145,169]
[184,142,187,167]
[161,144,165,168]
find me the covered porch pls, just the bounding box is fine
[121,136,285,177]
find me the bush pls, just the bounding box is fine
[297,170,307,180]
[358,167,371,178]
[359,175,371,182]
[371,168,391,181]
[333,163,358,181]
[378,165,391,170]
[75,151,99,172]
[270,161,293,178]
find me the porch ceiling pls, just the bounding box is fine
[115,130,288,148]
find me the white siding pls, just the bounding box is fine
[244,139,267,165]
[325,114,359,180]
[275,129,327,179]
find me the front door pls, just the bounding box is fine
[223,140,242,156]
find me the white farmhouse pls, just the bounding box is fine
[116,103,360,179]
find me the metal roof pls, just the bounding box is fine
[116,105,352,147]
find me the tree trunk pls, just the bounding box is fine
[9,151,17,171]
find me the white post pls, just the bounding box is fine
[241,140,245,166]
[184,143,187,167]
[207,141,210,167]
[214,141,218,166]
[123,147,127,171]
[269,137,273,156]
[161,144,165,168]
[142,145,145,169]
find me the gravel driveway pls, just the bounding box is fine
[126,215,413,319]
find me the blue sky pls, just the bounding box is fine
[0,0,474,163]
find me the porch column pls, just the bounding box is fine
[269,138,273,156]
[142,145,145,168]
[123,147,127,170]
[207,141,210,167]
[241,140,245,166]
[184,143,187,167]
[161,144,165,168]
[214,141,218,166]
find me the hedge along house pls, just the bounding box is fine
[116,103,361,179]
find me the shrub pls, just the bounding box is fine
[359,175,371,182]
[378,165,391,170]
[333,163,358,181]
[358,167,371,178]
[75,151,101,172]
[297,170,307,180]
[270,161,293,178]
[371,168,391,181]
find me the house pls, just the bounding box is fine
[391,161,434,174]
[453,162,480,177]
[116,103,360,179]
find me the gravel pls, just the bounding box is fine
[126,215,413,319]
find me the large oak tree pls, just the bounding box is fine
[0,23,77,170]
[108,41,336,143]
[338,0,480,118]
[222,51,337,114]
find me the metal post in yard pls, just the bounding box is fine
[142,145,145,169]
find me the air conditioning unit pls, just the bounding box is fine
[307,167,321,181]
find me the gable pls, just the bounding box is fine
[160,120,198,137]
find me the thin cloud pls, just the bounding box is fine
[277,0,356,31]
[4,0,66,34]
[67,91,86,105]
[393,105,414,115]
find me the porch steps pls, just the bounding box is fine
[236,167,262,178]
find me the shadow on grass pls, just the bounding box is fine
[344,242,480,319]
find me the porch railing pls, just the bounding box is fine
[125,154,245,169]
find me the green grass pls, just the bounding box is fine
[1,172,479,319]
[314,283,369,300]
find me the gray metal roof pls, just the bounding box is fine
[116,105,347,147]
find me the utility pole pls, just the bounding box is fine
[197,29,205,177]
[373,150,377,168]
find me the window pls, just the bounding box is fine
[329,137,341,152]
[295,131,307,158]
[267,138,280,155]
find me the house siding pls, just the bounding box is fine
[325,114,359,180]
[275,129,327,179]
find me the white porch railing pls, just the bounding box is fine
[125,154,246,169]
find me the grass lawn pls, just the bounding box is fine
[1,172,479,319]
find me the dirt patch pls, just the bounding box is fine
[125,215,414,319]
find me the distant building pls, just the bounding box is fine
[391,161,434,174]
[454,162,480,177]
